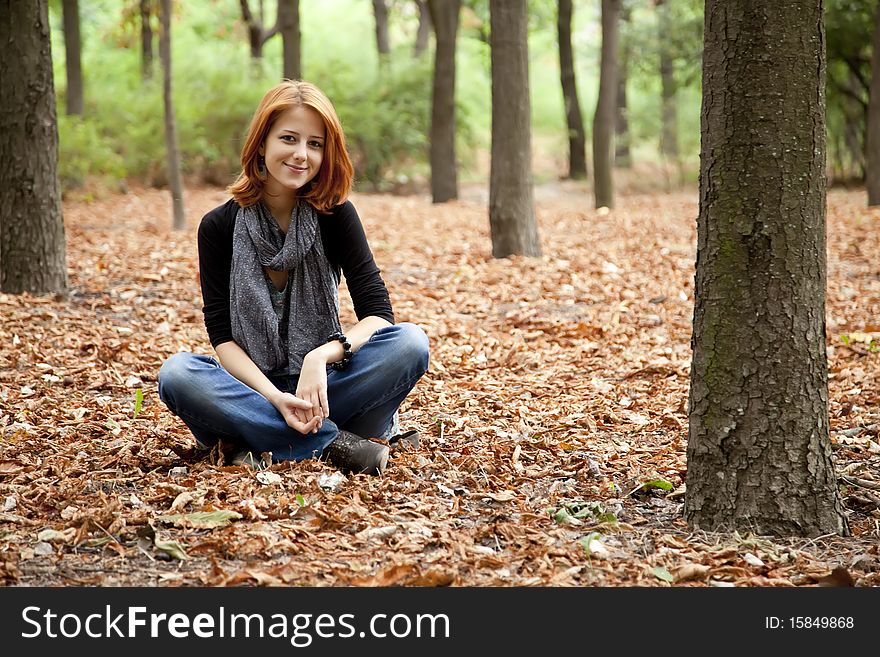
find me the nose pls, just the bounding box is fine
[292,142,307,161]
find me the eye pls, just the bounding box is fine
[309,140,324,149]
[280,135,296,143]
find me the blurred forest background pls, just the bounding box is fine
[51,0,700,196]
[47,0,880,198]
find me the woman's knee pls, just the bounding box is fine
[393,323,430,374]
[158,352,207,402]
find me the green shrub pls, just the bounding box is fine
[57,114,128,190]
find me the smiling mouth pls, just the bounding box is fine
[286,163,308,172]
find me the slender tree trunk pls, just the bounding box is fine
[373,0,391,56]
[241,0,264,59]
[279,0,301,80]
[558,0,587,180]
[593,0,619,209]
[0,0,67,294]
[159,0,185,231]
[62,0,83,116]
[843,70,865,181]
[240,0,279,60]
[141,0,153,81]
[428,0,460,203]
[687,0,847,537]
[489,0,541,258]
[658,0,678,160]
[415,0,432,57]
[866,3,880,204]
[615,6,631,167]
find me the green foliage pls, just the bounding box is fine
[57,115,128,191]
[825,0,875,181]
[549,501,617,526]
[133,388,144,419]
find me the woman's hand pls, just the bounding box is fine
[271,391,321,434]
[295,350,331,432]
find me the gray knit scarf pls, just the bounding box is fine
[230,201,341,376]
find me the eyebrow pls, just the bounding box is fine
[279,129,324,140]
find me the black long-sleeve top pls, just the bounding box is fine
[197,198,394,348]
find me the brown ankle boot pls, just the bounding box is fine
[322,430,390,475]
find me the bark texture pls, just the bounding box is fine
[428,0,460,203]
[558,0,587,180]
[0,0,67,294]
[866,3,880,204]
[592,0,619,209]
[489,0,541,258]
[279,0,301,80]
[62,0,83,116]
[160,0,186,231]
[687,0,848,537]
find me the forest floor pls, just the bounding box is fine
[1,182,879,587]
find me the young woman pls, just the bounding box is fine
[158,80,429,475]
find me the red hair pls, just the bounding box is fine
[228,80,353,213]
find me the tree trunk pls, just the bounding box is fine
[557,0,587,180]
[687,0,847,537]
[373,0,391,56]
[159,0,186,231]
[592,0,619,209]
[615,6,631,168]
[658,0,678,160]
[62,0,83,116]
[415,0,432,57]
[240,0,279,60]
[866,3,880,204]
[279,0,301,80]
[489,0,541,258]
[843,70,865,181]
[428,0,460,203]
[141,0,153,81]
[0,0,67,294]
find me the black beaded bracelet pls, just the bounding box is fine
[327,331,353,371]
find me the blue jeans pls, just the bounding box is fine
[157,323,429,462]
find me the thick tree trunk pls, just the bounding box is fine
[866,4,880,204]
[62,0,83,116]
[279,0,301,80]
[592,0,619,209]
[658,0,678,160]
[687,0,847,537]
[159,0,185,231]
[489,0,541,258]
[558,0,587,180]
[415,0,431,57]
[141,0,153,81]
[373,0,391,56]
[0,0,67,294]
[615,6,631,168]
[428,0,460,203]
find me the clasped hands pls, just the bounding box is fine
[270,350,330,434]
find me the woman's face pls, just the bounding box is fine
[260,105,325,199]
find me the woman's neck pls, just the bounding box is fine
[261,189,297,232]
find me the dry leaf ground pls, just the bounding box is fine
[1,183,878,587]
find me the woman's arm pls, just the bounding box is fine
[215,341,318,434]
[296,316,392,427]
